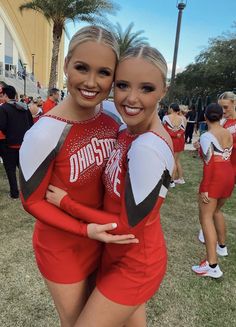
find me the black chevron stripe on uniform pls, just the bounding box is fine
[125,168,171,227]
[20,123,72,200]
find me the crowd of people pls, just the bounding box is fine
[159,93,236,279]
[0,24,236,327]
[0,82,62,198]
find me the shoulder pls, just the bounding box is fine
[126,132,174,207]
[128,132,174,172]
[24,116,70,143]
[162,115,169,123]
[20,116,71,161]
[20,117,71,181]
[133,131,167,146]
[200,132,216,161]
[200,132,213,148]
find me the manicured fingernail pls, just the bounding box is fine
[112,223,117,228]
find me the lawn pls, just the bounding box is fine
[0,151,235,327]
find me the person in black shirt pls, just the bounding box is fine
[185,104,197,143]
[0,85,33,198]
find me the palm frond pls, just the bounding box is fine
[112,21,149,55]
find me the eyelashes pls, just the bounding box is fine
[74,64,112,77]
[99,69,112,77]
[74,64,87,72]
[115,81,156,93]
[115,81,128,90]
[142,85,155,93]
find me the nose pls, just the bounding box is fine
[126,89,138,105]
[84,72,97,89]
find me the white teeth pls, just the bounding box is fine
[125,106,141,114]
[81,90,97,97]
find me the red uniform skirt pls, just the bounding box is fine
[172,135,185,153]
[96,215,167,305]
[199,162,235,198]
[33,221,102,283]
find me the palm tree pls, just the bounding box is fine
[19,0,118,90]
[113,22,149,56]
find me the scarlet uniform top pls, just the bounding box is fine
[60,129,174,232]
[222,118,236,181]
[162,115,185,152]
[60,128,175,304]
[19,110,119,282]
[42,98,56,114]
[199,131,234,198]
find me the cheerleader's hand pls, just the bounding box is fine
[46,184,68,207]
[87,223,139,244]
[200,192,209,204]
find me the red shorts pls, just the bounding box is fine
[96,216,167,305]
[33,221,102,284]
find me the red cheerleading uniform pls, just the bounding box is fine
[162,115,185,152]
[60,129,174,305]
[222,118,236,182]
[19,110,119,283]
[199,131,234,199]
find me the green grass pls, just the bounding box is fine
[0,152,235,327]
[147,151,236,327]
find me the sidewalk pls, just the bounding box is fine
[184,132,199,151]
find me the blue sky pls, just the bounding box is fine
[66,0,236,75]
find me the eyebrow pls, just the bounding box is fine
[140,82,155,85]
[74,61,113,71]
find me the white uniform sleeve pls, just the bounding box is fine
[19,117,72,199]
[125,132,174,227]
[200,132,214,164]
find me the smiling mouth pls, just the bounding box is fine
[123,105,142,116]
[80,89,99,99]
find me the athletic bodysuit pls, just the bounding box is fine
[222,118,236,182]
[199,132,234,199]
[59,129,174,305]
[19,110,119,283]
[162,115,185,152]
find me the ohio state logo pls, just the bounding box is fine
[70,137,116,182]
[105,149,121,196]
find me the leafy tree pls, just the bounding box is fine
[112,22,149,56]
[19,0,118,90]
[170,29,236,101]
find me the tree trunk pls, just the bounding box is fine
[48,23,63,92]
